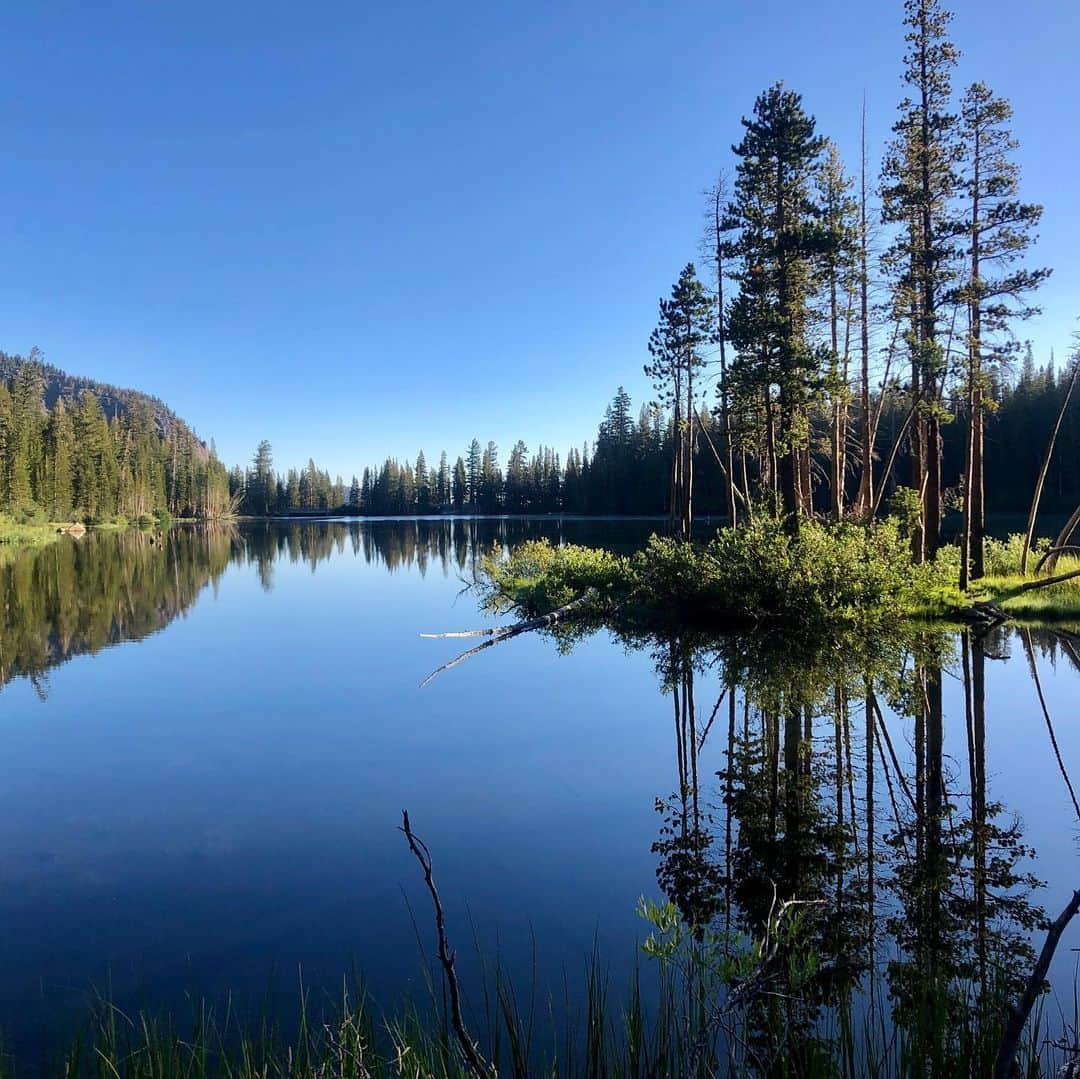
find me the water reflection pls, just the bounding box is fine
[642,626,1078,1072]
[2,519,1078,1072]
[0,517,640,694]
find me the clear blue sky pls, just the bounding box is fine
[1,0,1076,478]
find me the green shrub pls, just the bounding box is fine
[483,517,956,633]
[482,539,629,614]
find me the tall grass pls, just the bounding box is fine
[2,943,1071,1079]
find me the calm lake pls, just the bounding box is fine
[2,519,1079,1060]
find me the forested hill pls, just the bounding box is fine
[0,349,200,448]
[0,350,231,522]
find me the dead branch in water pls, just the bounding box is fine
[419,588,597,687]
[399,811,496,1079]
[994,887,1080,1079]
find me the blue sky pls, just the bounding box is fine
[1,0,1077,478]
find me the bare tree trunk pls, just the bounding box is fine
[711,180,738,526]
[1021,359,1079,574]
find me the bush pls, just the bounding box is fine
[11,502,49,526]
[482,539,629,614]
[483,517,954,633]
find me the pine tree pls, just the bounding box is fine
[644,264,714,538]
[727,83,837,530]
[466,439,482,513]
[955,81,1049,586]
[817,140,859,520]
[452,457,467,512]
[881,0,962,560]
[46,397,76,520]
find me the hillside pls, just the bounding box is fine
[0,349,228,521]
[0,349,206,453]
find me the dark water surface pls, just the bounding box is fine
[1,519,1078,1057]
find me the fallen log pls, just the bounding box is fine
[420,588,597,687]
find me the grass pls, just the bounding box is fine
[0,941,1069,1079]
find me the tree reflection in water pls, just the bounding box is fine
[643,624,1069,1073]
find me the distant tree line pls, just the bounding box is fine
[233,351,1079,521]
[0,350,232,522]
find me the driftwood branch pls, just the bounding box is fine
[419,589,598,687]
[400,811,496,1079]
[993,888,1080,1079]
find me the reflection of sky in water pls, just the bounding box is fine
[0,519,1077,1056]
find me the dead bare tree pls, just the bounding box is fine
[1020,357,1079,575]
[400,811,497,1079]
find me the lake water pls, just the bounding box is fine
[2,519,1079,1064]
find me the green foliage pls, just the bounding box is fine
[482,539,629,614]
[485,519,964,635]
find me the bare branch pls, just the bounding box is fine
[399,811,496,1079]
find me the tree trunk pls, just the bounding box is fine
[1021,359,1079,574]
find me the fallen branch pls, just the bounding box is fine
[1009,566,1080,595]
[1034,544,1080,575]
[993,887,1080,1079]
[419,589,598,687]
[1037,504,1080,574]
[399,811,496,1079]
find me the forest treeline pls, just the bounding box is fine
[0,349,231,523]
[233,347,1078,522]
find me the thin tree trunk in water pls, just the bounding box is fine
[864,683,876,1008]
[1021,360,1080,574]
[994,888,1080,1079]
